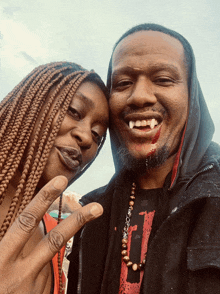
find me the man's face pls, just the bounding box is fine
[109,31,188,168]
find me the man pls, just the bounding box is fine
[67,24,220,293]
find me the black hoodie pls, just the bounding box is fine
[67,25,220,294]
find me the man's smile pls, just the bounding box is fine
[128,118,159,130]
[122,112,163,140]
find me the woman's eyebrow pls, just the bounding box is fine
[74,93,109,127]
[74,92,95,109]
[100,117,109,128]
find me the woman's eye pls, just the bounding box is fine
[67,107,80,120]
[92,130,102,145]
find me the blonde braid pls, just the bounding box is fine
[0,61,106,247]
[18,72,84,213]
[0,62,93,239]
[0,69,65,204]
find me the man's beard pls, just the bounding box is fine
[117,145,170,174]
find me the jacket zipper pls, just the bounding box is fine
[184,163,214,190]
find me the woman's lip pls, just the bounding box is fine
[55,147,82,171]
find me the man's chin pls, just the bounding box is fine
[117,145,170,174]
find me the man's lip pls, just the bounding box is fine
[55,146,82,171]
[126,122,162,138]
[124,112,163,124]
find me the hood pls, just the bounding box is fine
[107,25,215,189]
[170,61,214,187]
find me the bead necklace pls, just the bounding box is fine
[121,183,146,271]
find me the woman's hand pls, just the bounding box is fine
[0,176,103,294]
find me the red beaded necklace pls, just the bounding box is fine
[121,183,146,271]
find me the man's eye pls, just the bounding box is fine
[154,77,175,86]
[67,107,80,120]
[112,80,133,91]
[92,130,102,145]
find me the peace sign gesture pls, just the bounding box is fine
[0,176,103,294]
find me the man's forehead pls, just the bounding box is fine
[112,30,185,68]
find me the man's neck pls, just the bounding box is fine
[137,154,176,190]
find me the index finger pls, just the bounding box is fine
[28,202,103,273]
[0,176,68,261]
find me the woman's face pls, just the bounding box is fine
[38,81,109,188]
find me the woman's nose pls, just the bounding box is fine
[127,76,157,108]
[71,127,93,149]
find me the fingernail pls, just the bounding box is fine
[53,176,68,190]
[89,203,103,219]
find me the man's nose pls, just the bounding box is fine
[71,126,93,150]
[127,77,157,108]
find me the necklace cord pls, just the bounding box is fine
[121,183,146,271]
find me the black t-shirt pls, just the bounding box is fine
[119,187,169,292]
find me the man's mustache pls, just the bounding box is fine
[121,106,167,118]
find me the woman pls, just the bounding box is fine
[0,62,109,294]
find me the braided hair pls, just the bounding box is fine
[0,61,108,240]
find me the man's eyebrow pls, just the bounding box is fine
[112,63,182,78]
[148,63,181,75]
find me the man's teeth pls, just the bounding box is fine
[129,119,159,129]
[136,120,141,127]
[129,121,135,129]
[150,118,156,129]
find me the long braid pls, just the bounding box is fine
[0,68,71,195]
[1,72,86,235]
[0,62,94,239]
[17,72,84,214]
[0,62,108,293]
[0,66,55,168]
[0,70,65,205]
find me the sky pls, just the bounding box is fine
[0,0,220,195]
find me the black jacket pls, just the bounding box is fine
[67,26,220,293]
[67,142,220,293]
